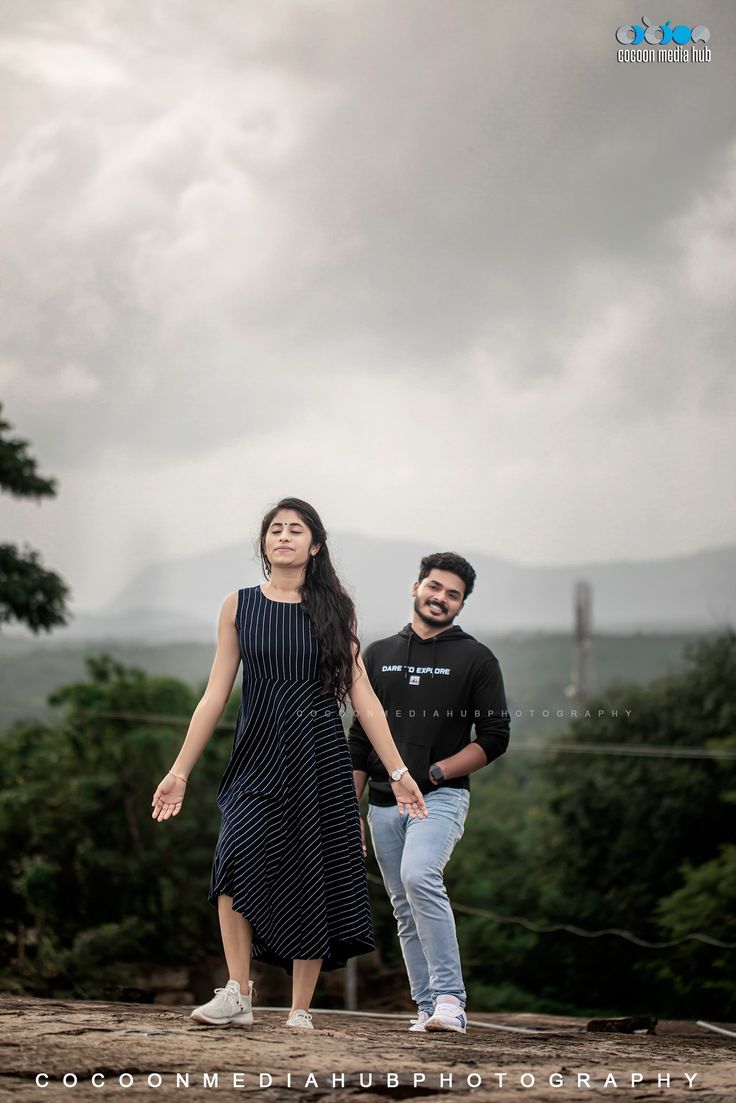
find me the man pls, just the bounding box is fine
[348,552,510,1034]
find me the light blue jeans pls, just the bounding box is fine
[367,786,470,1014]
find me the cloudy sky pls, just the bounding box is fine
[2,0,735,611]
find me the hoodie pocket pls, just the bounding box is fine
[393,739,434,787]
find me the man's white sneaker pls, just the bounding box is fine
[190,979,255,1026]
[285,1008,314,1030]
[408,1010,431,1032]
[425,1000,467,1034]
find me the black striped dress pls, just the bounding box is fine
[208,585,375,974]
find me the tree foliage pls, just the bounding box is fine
[454,631,736,1017]
[0,654,236,996]
[0,402,71,632]
[0,634,733,1015]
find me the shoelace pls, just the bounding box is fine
[212,986,238,1006]
[288,1010,313,1025]
[216,984,255,1005]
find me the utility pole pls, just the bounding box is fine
[566,580,593,710]
[345,956,357,1010]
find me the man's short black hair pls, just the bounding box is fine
[417,552,476,600]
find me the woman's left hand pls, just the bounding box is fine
[391,773,429,818]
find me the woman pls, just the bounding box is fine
[150,497,428,1030]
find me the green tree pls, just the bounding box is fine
[0,402,71,632]
[0,654,238,997]
[525,631,736,1016]
[651,844,736,1008]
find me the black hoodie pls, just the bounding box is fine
[347,623,510,806]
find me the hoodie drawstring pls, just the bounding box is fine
[404,631,437,678]
[404,633,413,680]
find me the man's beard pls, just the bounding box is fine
[414,597,455,629]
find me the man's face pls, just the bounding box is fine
[411,569,466,629]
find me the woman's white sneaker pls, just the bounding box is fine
[285,1008,314,1030]
[408,1010,431,1032]
[190,979,255,1026]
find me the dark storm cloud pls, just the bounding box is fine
[1,0,735,471]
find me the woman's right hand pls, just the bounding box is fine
[151,773,187,821]
[391,772,429,818]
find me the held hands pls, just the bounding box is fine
[391,772,429,818]
[151,772,187,821]
[358,771,429,859]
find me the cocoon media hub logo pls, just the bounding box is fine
[615,16,710,45]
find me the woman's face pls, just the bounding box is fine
[263,509,319,572]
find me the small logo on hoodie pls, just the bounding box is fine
[409,675,420,686]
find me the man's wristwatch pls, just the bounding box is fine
[390,766,408,782]
[429,763,445,783]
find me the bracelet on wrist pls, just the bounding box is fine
[168,770,188,783]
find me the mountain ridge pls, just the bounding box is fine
[4,535,733,643]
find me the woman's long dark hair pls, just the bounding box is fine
[258,497,360,706]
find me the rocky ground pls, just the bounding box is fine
[0,996,733,1102]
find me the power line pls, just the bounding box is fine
[511,739,736,760]
[4,707,734,949]
[7,708,735,761]
[78,710,235,730]
[365,874,736,950]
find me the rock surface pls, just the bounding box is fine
[0,996,733,1101]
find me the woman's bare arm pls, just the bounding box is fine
[169,590,242,779]
[347,644,428,817]
[347,649,404,776]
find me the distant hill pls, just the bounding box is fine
[2,535,733,644]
